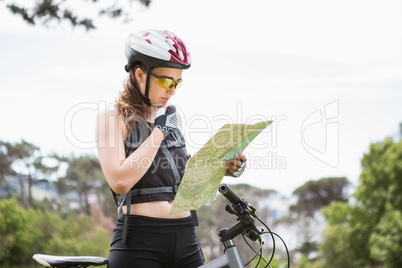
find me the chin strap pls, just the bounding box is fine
[129,67,154,107]
[143,67,154,106]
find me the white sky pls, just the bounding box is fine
[1,0,402,196]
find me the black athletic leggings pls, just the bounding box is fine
[108,215,204,268]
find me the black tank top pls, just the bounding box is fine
[121,121,189,204]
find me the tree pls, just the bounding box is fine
[0,140,62,209]
[297,236,318,259]
[319,202,362,268]
[0,140,41,208]
[0,198,110,267]
[320,137,402,268]
[0,198,34,266]
[0,140,15,195]
[3,0,151,30]
[288,177,350,266]
[353,137,402,267]
[291,177,350,218]
[58,154,108,215]
[369,209,402,267]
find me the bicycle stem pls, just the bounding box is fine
[219,216,255,242]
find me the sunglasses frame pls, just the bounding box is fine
[149,72,183,91]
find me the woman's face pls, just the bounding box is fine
[137,67,183,107]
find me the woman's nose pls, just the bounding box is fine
[168,87,176,95]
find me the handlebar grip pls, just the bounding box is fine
[219,183,241,204]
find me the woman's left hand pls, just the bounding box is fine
[226,153,247,177]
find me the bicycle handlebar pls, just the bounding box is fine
[219,183,242,204]
[218,183,260,243]
[219,183,291,268]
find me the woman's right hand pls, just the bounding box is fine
[154,105,180,138]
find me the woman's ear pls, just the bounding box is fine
[134,68,146,84]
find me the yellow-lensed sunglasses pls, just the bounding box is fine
[150,73,183,91]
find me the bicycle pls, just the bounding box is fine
[33,183,290,268]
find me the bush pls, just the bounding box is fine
[0,198,110,267]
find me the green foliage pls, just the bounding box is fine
[353,138,402,266]
[320,137,402,268]
[356,138,402,215]
[290,177,350,266]
[320,202,359,268]
[369,209,402,268]
[297,239,318,257]
[296,255,323,268]
[0,198,110,267]
[0,141,14,194]
[251,255,282,267]
[0,198,34,266]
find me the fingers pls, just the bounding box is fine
[154,105,179,138]
[226,153,246,173]
[227,158,243,168]
[167,105,176,114]
[226,162,240,173]
[234,153,246,162]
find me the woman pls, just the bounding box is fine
[96,29,247,268]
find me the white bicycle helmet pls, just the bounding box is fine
[124,29,191,106]
[125,29,191,71]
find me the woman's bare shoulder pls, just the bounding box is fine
[96,106,128,138]
[97,106,119,119]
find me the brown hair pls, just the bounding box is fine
[115,63,150,133]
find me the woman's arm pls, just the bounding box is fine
[95,108,164,194]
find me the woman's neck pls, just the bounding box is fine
[144,106,159,122]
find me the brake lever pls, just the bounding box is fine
[225,204,236,215]
[232,199,256,216]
